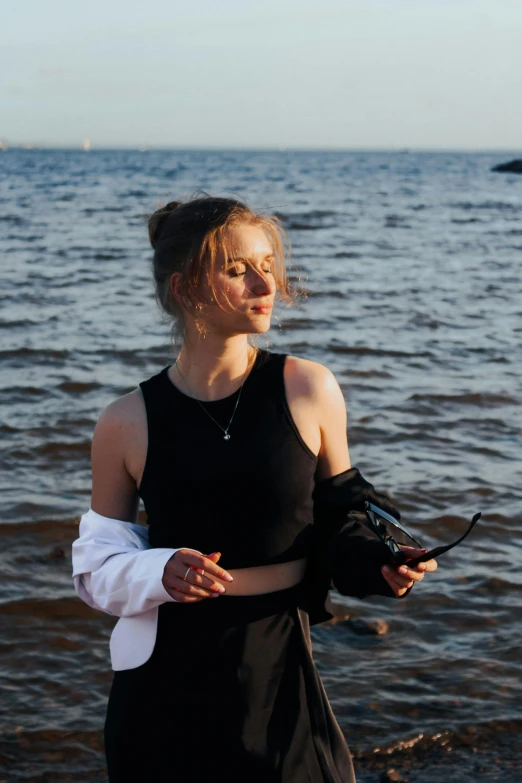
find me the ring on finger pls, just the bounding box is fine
[183,567,192,582]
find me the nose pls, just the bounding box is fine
[248,269,275,297]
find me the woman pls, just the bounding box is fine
[72,195,436,782]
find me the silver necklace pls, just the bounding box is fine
[173,353,255,441]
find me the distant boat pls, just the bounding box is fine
[83,139,91,152]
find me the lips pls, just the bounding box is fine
[251,306,272,314]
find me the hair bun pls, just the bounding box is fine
[148,201,183,249]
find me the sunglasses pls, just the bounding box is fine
[364,501,482,568]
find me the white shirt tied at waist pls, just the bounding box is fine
[72,508,200,671]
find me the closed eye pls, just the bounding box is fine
[227,266,273,277]
[227,268,247,277]
[226,253,275,278]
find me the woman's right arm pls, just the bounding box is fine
[72,396,232,615]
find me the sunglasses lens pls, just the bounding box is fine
[368,510,419,549]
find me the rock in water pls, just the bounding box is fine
[381,770,406,782]
[491,159,522,174]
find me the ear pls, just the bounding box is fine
[170,272,183,304]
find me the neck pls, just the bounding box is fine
[173,333,258,402]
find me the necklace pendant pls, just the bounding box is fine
[223,433,231,441]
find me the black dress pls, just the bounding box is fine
[104,349,357,782]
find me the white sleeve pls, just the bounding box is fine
[71,508,202,618]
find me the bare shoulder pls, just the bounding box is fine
[93,387,145,445]
[283,355,349,475]
[285,355,350,477]
[90,387,146,520]
[91,387,147,478]
[284,355,343,404]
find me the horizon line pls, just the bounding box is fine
[2,143,522,154]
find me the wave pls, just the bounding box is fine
[36,441,90,458]
[57,381,101,393]
[353,719,522,779]
[0,518,80,537]
[408,392,520,407]
[1,719,520,781]
[89,251,129,260]
[0,728,107,779]
[0,347,70,361]
[274,209,338,230]
[450,217,483,224]
[0,597,96,619]
[384,214,412,229]
[0,214,28,225]
[328,343,434,359]
[0,385,48,398]
[449,200,522,212]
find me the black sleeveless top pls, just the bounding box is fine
[137,349,318,570]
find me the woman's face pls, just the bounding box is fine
[198,223,277,337]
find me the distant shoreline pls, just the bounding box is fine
[2,145,522,154]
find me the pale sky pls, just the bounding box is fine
[2,0,521,149]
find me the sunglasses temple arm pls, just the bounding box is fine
[405,512,482,567]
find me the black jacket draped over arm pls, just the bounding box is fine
[304,467,412,625]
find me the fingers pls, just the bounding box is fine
[382,554,438,596]
[166,551,232,591]
[178,550,234,583]
[163,550,234,604]
[164,574,220,600]
[382,565,415,595]
[400,546,438,573]
[185,569,227,594]
[397,563,427,582]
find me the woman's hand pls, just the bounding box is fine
[381,547,438,597]
[162,550,234,603]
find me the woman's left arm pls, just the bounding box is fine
[286,357,437,597]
